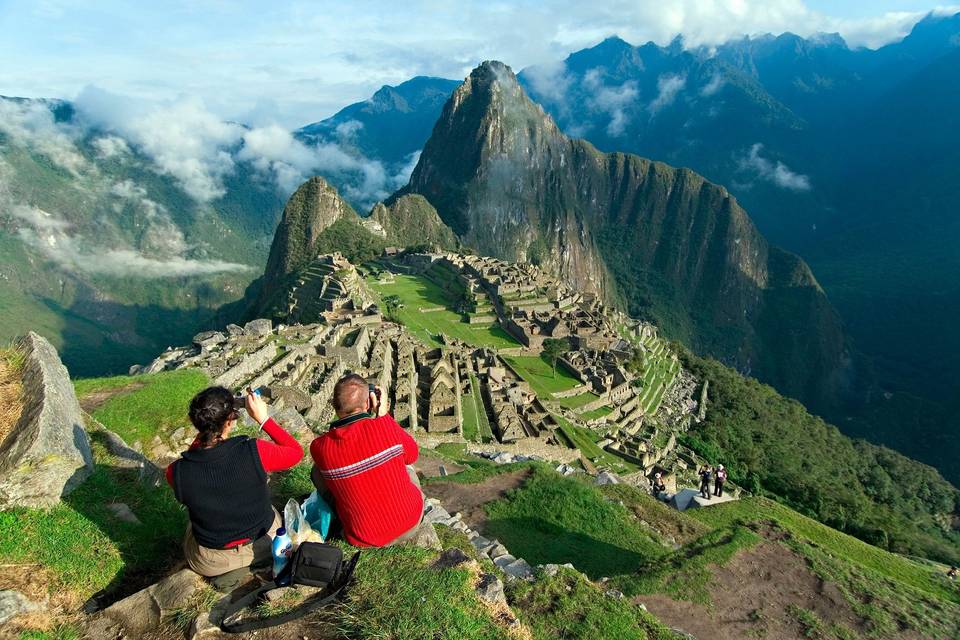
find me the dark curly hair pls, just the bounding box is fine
[188,386,236,447]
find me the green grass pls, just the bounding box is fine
[610,525,761,604]
[509,568,676,640]
[468,373,495,443]
[0,433,186,603]
[554,415,637,474]
[599,484,711,545]
[272,462,317,502]
[558,392,601,410]
[16,625,83,640]
[423,449,536,486]
[578,405,613,421]
[690,497,960,604]
[367,274,518,349]
[74,369,210,447]
[502,355,583,396]
[460,377,483,443]
[690,501,960,637]
[334,545,510,640]
[483,467,666,579]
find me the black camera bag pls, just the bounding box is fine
[219,543,360,633]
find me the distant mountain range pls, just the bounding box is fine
[289,10,960,483]
[1,11,958,483]
[0,96,285,375]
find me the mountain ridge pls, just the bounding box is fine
[401,60,851,410]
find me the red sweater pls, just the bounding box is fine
[167,417,303,546]
[310,412,422,547]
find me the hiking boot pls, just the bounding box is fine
[209,567,254,593]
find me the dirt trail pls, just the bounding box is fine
[424,469,530,531]
[639,538,883,640]
[79,382,146,413]
[416,450,466,479]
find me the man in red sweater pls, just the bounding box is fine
[309,374,424,547]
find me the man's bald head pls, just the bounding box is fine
[331,373,370,418]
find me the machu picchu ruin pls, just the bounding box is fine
[141,250,718,495]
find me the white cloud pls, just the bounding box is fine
[8,203,72,231]
[12,206,251,278]
[393,150,421,187]
[739,143,811,191]
[700,72,724,97]
[2,2,957,129]
[92,135,131,159]
[648,73,686,115]
[0,99,88,177]
[583,68,639,137]
[75,87,245,202]
[334,120,364,141]
[237,122,413,206]
[522,60,573,106]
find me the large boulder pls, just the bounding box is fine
[243,318,273,337]
[0,332,93,508]
[97,569,203,634]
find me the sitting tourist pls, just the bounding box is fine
[166,386,304,588]
[651,472,666,496]
[309,373,424,548]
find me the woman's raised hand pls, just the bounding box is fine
[245,387,270,424]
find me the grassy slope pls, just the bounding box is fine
[0,370,211,609]
[484,468,665,578]
[456,463,960,638]
[553,415,639,474]
[74,369,209,447]
[367,273,518,349]
[680,349,960,565]
[0,434,186,605]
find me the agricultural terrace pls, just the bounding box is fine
[366,273,518,350]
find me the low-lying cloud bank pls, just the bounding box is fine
[74,87,409,208]
[0,92,419,280]
[0,113,252,279]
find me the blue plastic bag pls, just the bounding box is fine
[302,490,333,541]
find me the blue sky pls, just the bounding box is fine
[1,1,957,127]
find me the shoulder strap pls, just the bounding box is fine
[218,551,360,634]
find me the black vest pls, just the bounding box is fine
[172,436,274,549]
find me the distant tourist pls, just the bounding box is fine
[699,465,713,500]
[309,374,424,547]
[949,566,958,580]
[714,464,727,497]
[651,472,666,496]
[167,387,304,589]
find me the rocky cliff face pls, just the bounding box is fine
[369,194,459,250]
[262,176,357,282]
[404,61,851,407]
[405,62,608,295]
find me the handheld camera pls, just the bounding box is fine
[232,386,271,410]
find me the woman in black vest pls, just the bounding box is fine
[166,386,304,587]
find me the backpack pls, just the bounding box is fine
[218,542,360,633]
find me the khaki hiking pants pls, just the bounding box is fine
[183,507,282,577]
[385,466,426,547]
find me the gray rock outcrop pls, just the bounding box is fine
[0,332,93,508]
[97,569,202,634]
[0,589,43,624]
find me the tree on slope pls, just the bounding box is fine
[542,338,570,378]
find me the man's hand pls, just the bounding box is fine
[245,388,270,424]
[368,389,381,416]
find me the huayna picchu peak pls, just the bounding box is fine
[401,60,851,412]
